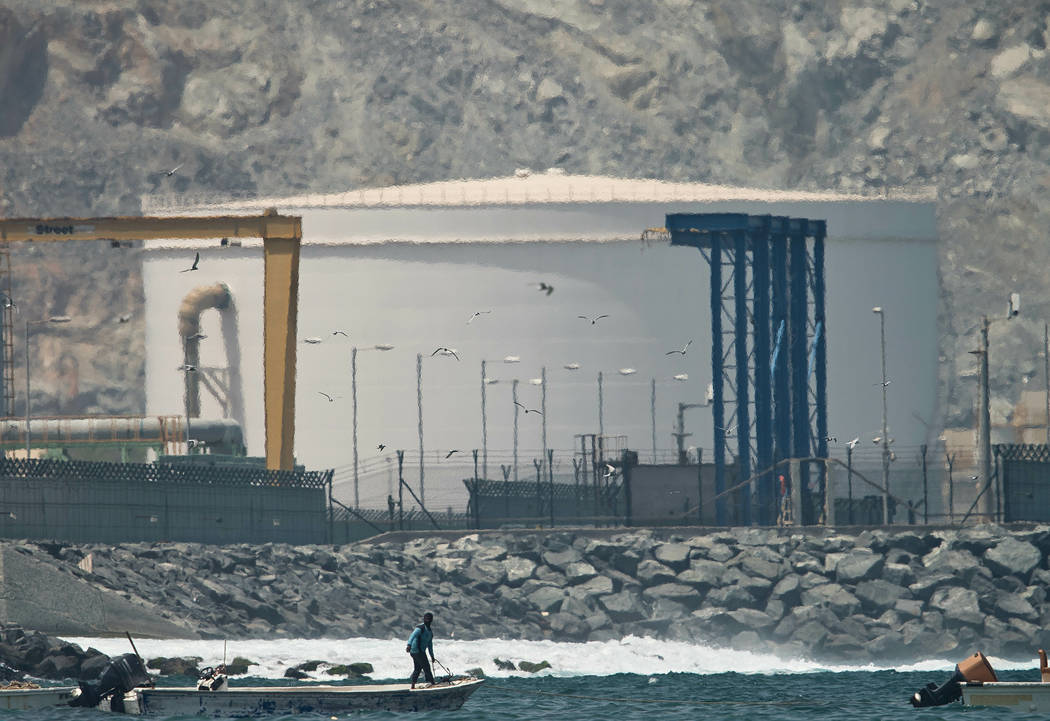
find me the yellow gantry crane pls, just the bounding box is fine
[0,210,302,471]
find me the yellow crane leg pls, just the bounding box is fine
[262,236,300,470]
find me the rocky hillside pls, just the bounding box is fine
[14,526,1050,664]
[1,1,1049,432]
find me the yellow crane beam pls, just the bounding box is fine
[0,211,303,471]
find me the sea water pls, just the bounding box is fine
[38,637,1045,721]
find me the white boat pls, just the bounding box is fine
[960,680,1050,712]
[96,678,484,716]
[912,649,1050,712]
[0,686,76,710]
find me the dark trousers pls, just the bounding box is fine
[410,652,434,685]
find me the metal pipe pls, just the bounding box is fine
[24,319,29,459]
[979,315,992,520]
[481,359,487,479]
[351,346,358,508]
[512,379,519,483]
[874,306,889,525]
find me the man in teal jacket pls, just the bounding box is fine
[405,611,436,688]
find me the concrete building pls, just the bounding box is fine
[142,172,938,511]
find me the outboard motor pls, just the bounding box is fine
[197,664,229,692]
[70,653,152,712]
[910,652,998,708]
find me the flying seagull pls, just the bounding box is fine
[673,373,688,381]
[176,364,197,372]
[666,340,693,356]
[467,310,492,324]
[318,391,334,402]
[332,330,349,337]
[603,463,617,479]
[873,379,892,387]
[377,444,386,452]
[180,251,200,272]
[564,362,581,370]
[578,314,609,325]
[303,337,323,344]
[186,332,207,340]
[513,401,543,415]
[847,437,860,450]
[825,436,837,443]
[117,313,132,323]
[432,347,460,360]
[166,163,182,177]
[536,282,554,296]
[445,450,459,459]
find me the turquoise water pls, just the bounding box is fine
[23,669,1046,720]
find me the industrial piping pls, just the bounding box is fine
[178,283,232,418]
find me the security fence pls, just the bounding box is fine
[996,444,1050,523]
[462,477,626,529]
[0,458,331,544]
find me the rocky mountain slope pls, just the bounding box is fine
[1,1,1049,434]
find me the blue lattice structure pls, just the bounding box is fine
[666,213,827,526]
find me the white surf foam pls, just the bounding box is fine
[65,636,1032,680]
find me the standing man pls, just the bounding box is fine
[405,611,436,688]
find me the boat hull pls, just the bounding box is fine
[962,682,1050,712]
[0,687,75,710]
[108,678,483,716]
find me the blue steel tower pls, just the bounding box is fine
[665,213,827,526]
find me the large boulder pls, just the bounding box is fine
[984,538,1042,578]
[676,559,725,589]
[801,583,861,617]
[929,587,983,627]
[653,543,691,570]
[598,591,645,622]
[834,551,884,584]
[854,579,909,614]
[635,559,677,586]
[501,556,537,586]
[526,586,566,613]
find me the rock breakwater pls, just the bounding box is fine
[10,525,1050,664]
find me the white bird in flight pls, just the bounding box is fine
[432,347,460,360]
[176,364,197,372]
[536,282,554,296]
[578,314,609,325]
[318,391,335,402]
[847,437,860,450]
[666,340,693,356]
[564,362,581,370]
[166,163,182,177]
[303,337,323,344]
[332,330,349,337]
[467,310,492,324]
[673,373,688,381]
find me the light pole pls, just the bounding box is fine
[653,374,689,464]
[873,306,890,525]
[480,355,518,480]
[971,296,1019,521]
[25,315,72,459]
[351,343,394,508]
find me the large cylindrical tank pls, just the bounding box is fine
[142,174,938,509]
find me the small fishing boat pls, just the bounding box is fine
[92,678,485,716]
[0,684,75,710]
[911,649,1050,712]
[70,653,484,716]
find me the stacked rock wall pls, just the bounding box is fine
[7,525,1050,663]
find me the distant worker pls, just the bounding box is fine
[405,611,436,688]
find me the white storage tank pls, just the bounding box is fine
[142,173,938,510]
